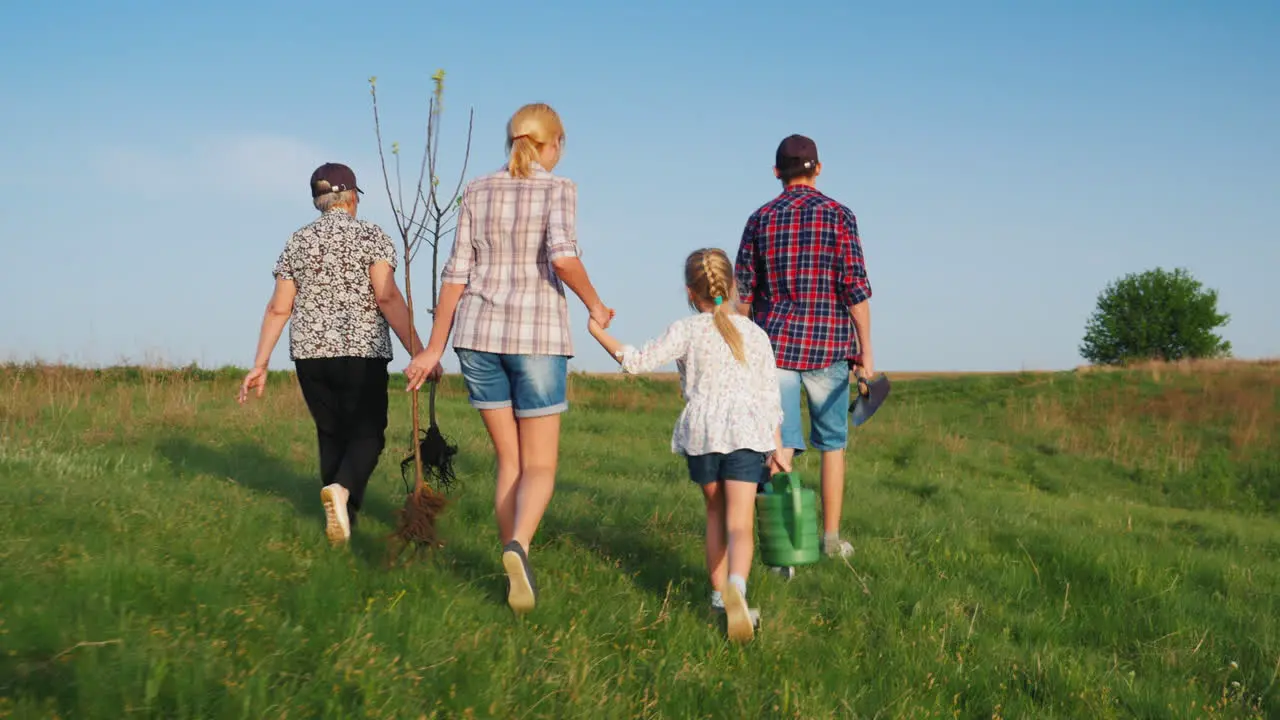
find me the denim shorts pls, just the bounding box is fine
[454,349,568,418]
[779,361,851,454]
[686,449,766,486]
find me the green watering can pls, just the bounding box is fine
[756,472,821,567]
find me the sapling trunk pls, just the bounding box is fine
[369,72,470,559]
[405,254,426,492]
[428,213,439,431]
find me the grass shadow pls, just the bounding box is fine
[550,516,705,606]
[883,477,943,504]
[0,650,78,717]
[436,542,509,606]
[155,436,398,564]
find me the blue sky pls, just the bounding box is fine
[2,0,1277,373]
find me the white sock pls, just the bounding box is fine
[729,574,747,600]
[710,590,723,608]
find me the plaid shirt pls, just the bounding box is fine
[440,163,582,357]
[734,185,872,372]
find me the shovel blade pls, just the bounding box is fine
[850,373,891,427]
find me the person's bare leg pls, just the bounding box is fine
[479,408,521,544]
[701,481,728,593]
[820,449,845,536]
[724,479,757,582]
[722,478,756,643]
[510,413,561,552]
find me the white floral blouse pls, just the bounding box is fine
[617,313,784,457]
[272,208,399,361]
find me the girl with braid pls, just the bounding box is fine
[588,247,789,643]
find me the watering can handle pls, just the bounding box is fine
[790,477,814,551]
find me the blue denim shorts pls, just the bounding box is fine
[454,349,568,418]
[686,449,766,486]
[779,362,851,454]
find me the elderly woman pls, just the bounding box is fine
[404,103,613,616]
[239,162,433,546]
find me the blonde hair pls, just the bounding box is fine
[685,248,746,364]
[506,103,565,179]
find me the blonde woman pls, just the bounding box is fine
[405,103,613,616]
[586,248,789,644]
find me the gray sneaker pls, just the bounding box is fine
[766,565,796,580]
[502,541,538,615]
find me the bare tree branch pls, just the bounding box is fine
[404,94,436,241]
[442,108,476,217]
[369,78,407,240]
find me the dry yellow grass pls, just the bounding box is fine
[1006,358,1279,473]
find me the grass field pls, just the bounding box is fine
[2,360,1278,719]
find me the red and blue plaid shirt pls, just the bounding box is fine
[734,185,872,372]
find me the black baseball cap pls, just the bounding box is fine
[310,162,364,198]
[775,134,820,175]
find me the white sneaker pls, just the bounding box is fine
[320,484,351,546]
[722,584,755,643]
[711,603,761,629]
[823,538,854,558]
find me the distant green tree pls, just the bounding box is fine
[1080,267,1231,365]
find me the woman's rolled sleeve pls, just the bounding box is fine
[440,191,475,284]
[544,179,581,262]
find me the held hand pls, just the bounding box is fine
[768,453,792,475]
[768,447,794,475]
[589,303,616,330]
[588,312,612,336]
[405,348,444,392]
[238,367,267,405]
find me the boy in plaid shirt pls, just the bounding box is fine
[734,134,875,574]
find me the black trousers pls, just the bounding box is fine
[294,357,390,518]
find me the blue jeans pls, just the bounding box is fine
[778,362,850,454]
[455,349,568,418]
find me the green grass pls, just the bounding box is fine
[1,361,1278,719]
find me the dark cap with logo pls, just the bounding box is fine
[775,134,820,176]
[310,162,364,198]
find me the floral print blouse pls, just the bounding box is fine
[617,312,784,457]
[272,208,399,361]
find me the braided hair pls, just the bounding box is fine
[685,248,746,364]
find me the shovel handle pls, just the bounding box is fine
[856,375,870,397]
